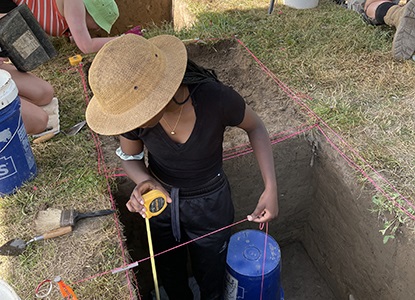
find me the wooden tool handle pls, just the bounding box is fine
[42,226,72,240]
[32,132,57,144]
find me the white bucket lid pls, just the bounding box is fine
[0,279,21,300]
[0,69,18,110]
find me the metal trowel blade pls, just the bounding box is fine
[0,238,26,256]
[64,120,86,136]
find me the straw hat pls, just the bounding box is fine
[86,34,188,135]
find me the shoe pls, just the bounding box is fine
[386,0,415,60]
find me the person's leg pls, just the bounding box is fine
[181,178,235,300]
[188,228,231,300]
[363,0,415,60]
[364,0,394,20]
[1,64,54,106]
[150,206,193,300]
[20,97,49,134]
[384,0,415,59]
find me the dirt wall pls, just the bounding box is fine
[105,39,415,299]
[224,137,313,244]
[110,0,172,35]
[305,139,415,300]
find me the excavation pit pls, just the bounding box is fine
[104,39,415,300]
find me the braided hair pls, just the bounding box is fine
[182,59,219,85]
[173,59,219,105]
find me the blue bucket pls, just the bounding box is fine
[0,69,37,196]
[225,229,284,300]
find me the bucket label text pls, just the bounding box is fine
[0,156,17,180]
[224,272,245,299]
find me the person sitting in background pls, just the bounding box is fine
[338,0,415,60]
[0,0,54,135]
[0,58,54,135]
[9,0,120,54]
[364,0,415,60]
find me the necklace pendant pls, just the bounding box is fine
[170,131,175,135]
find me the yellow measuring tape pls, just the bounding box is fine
[142,190,167,300]
[143,190,167,218]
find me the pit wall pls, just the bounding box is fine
[110,0,173,34]
[304,139,415,300]
[224,136,313,244]
[227,131,415,300]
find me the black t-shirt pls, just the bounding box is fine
[122,81,246,188]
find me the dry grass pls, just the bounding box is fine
[0,0,414,298]
[173,0,415,212]
[0,40,133,298]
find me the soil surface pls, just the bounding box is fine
[101,39,415,300]
[104,39,331,299]
[112,0,172,35]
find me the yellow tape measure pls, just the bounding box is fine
[142,189,167,300]
[68,54,82,66]
[142,190,167,219]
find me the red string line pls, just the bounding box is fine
[75,65,140,299]
[235,38,414,217]
[73,218,248,285]
[71,35,413,298]
[223,123,318,161]
[317,125,415,221]
[259,222,269,300]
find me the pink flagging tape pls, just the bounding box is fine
[235,37,414,218]
[68,36,413,299]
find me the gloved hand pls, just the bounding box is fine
[125,25,143,36]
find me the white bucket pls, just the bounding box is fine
[0,69,18,110]
[0,279,21,300]
[278,0,319,9]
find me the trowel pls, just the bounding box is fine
[33,120,86,144]
[0,226,72,256]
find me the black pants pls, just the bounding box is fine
[149,174,234,300]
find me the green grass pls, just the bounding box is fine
[1,0,414,297]
[165,0,415,239]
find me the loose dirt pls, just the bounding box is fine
[100,39,415,300]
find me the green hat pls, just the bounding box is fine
[83,0,119,34]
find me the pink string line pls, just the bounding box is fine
[317,125,415,221]
[224,124,304,155]
[75,65,140,299]
[223,123,318,161]
[74,218,248,285]
[106,123,318,178]
[69,35,413,298]
[259,222,269,300]
[235,38,414,215]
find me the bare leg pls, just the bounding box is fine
[0,64,54,106]
[364,0,394,19]
[20,97,49,135]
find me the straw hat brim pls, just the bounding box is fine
[86,35,187,136]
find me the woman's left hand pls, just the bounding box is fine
[247,187,279,223]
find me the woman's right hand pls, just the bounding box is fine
[126,179,172,218]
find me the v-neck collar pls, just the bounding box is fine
[156,100,198,151]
